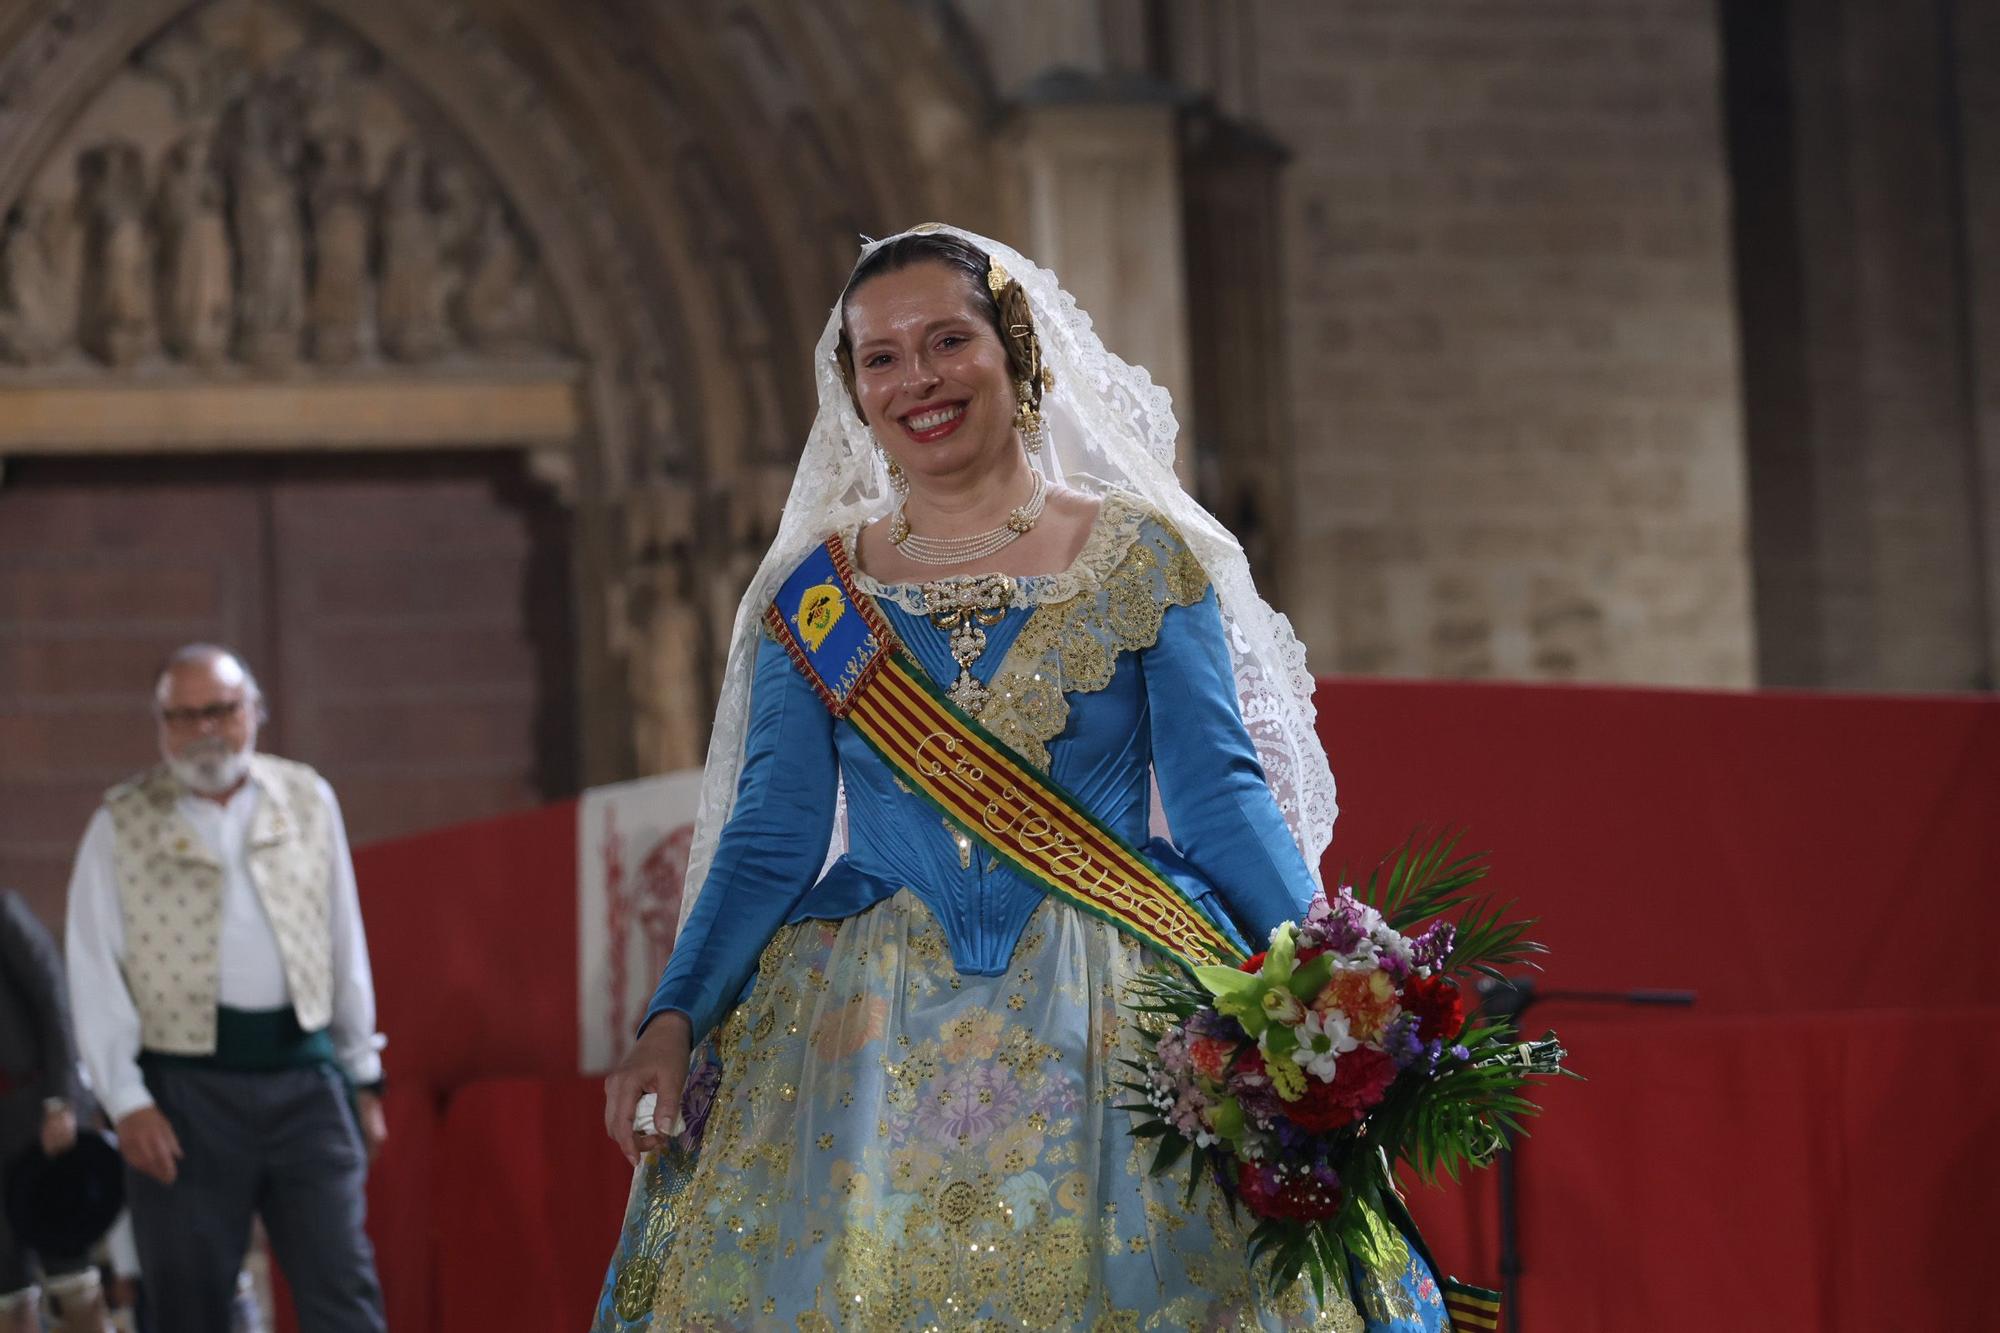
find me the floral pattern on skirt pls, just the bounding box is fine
[639,890,1363,1331]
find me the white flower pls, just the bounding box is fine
[1373,929,1414,970]
[1290,1008,1360,1081]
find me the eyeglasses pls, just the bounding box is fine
[156,699,249,728]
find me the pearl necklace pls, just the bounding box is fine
[889,470,1048,567]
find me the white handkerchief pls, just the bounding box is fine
[632,1092,685,1138]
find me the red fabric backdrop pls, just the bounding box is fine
[342,681,1999,1332]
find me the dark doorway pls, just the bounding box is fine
[0,450,576,930]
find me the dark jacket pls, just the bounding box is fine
[0,891,84,1111]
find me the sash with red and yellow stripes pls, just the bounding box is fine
[1442,1284,1503,1331]
[764,536,1246,973]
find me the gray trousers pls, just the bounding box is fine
[128,1063,384,1333]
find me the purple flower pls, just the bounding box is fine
[1038,1076,1083,1117]
[1228,1062,1286,1131]
[1318,887,1372,955]
[1412,920,1457,970]
[1384,1015,1457,1074]
[1384,1015,1424,1068]
[917,1063,1023,1142]
[1270,1114,1316,1154]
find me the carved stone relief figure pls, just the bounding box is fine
[429,156,484,268]
[153,134,233,367]
[454,200,540,354]
[304,132,369,365]
[77,143,155,367]
[226,96,306,370]
[4,4,568,380]
[0,194,82,365]
[375,143,448,362]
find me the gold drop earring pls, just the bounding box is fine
[880,448,909,496]
[1015,380,1045,455]
[880,448,911,544]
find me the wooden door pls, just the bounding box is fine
[0,452,574,931]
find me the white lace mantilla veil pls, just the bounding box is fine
[673,222,1336,933]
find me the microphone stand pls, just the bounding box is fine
[1475,979,1695,1333]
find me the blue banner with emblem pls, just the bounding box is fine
[768,540,887,716]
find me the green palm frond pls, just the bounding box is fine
[1349,828,1489,931]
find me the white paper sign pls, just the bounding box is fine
[576,770,703,1073]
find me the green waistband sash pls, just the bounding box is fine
[140,1005,336,1075]
[766,537,1247,973]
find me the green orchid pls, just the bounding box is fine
[1192,925,1300,1037]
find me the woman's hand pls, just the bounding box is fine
[603,1011,692,1168]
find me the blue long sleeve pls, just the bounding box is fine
[1143,586,1319,942]
[643,633,840,1045]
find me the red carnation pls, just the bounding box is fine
[1284,1078,1361,1133]
[1269,1046,1398,1133]
[1236,1161,1344,1222]
[1401,974,1465,1043]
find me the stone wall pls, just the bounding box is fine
[1248,0,1755,685]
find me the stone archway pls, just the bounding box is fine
[0,0,1003,784]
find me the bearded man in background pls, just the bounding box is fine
[62,645,388,1333]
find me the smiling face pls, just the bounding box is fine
[842,260,1017,486]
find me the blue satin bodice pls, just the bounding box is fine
[646,504,1318,1044]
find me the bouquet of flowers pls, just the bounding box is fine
[1121,831,1570,1300]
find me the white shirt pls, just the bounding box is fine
[64,775,385,1121]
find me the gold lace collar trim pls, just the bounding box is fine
[978,497,1210,772]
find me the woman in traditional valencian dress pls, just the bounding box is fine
[594,225,1449,1332]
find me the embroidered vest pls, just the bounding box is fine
[103,754,336,1055]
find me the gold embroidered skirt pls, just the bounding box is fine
[595,889,1360,1332]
